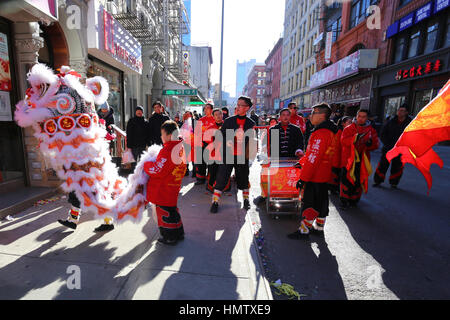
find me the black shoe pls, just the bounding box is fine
[310,228,324,237]
[157,237,177,245]
[210,202,219,213]
[373,182,381,187]
[287,230,310,240]
[243,199,250,210]
[195,179,205,185]
[94,224,115,232]
[58,219,77,230]
[253,196,266,206]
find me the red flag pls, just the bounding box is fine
[386,80,450,191]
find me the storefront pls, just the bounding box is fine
[87,1,142,129]
[310,49,379,117]
[371,47,450,120]
[0,17,25,189]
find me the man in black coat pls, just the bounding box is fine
[210,96,256,213]
[268,108,304,159]
[373,104,412,188]
[126,106,148,163]
[254,108,304,206]
[148,101,170,146]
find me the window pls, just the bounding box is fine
[258,72,262,77]
[394,36,406,63]
[407,27,420,58]
[424,20,439,54]
[413,89,438,116]
[350,0,377,29]
[384,96,406,119]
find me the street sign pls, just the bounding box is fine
[163,89,198,96]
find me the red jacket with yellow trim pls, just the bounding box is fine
[341,122,379,170]
[144,139,187,207]
[299,120,337,183]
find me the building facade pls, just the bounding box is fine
[235,59,256,97]
[371,0,450,120]
[311,0,392,118]
[0,0,190,193]
[264,38,283,114]
[246,64,266,113]
[187,45,212,101]
[280,0,320,110]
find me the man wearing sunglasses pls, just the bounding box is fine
[288,102,306,134]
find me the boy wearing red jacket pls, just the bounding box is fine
[288,103,337,240]
[144,120,187,245]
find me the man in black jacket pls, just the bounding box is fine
[373,104,412,188]
[210,96,256,213]
[148,101,170,146]
[254,108,305,206]
[268,108,304,159]
[126,106,148,163]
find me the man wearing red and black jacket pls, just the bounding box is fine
[204,108,231,193]
[288,102,306,134]
[288,103,337,240]
[210,96,256,213]
[194,103,216,185]
[340,109,379,209]
[144,120,187,245]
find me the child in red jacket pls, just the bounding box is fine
[144,120,187,245]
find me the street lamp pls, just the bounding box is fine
[218,0,224,108]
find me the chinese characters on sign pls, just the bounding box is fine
[395,59,442,81]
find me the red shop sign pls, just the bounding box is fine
[395,59,442,81]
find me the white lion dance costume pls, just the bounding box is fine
[14,64,161,231]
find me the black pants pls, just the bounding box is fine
[300,182,329,219]
[155,205,184,240]
[215,161,249,191]
[207,163,231,192]
[68,191,81,208]
[374,151,404,186]
[340,165,362,205]
[131,146,146,163]
[195,145,207,180]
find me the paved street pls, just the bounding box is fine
[0,146,449,300]
[0,173,271,300]
[247,145,450,300]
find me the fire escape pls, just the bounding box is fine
[109,0,189,83]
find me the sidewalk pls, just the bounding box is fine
[0,174,272,300]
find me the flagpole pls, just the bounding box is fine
[219,0,224,108]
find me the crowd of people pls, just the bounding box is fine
[102,97,412,245]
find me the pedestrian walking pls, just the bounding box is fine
[144,120,187,245]
[210,96,256,213]
[126,106,148,163]
[288,103,337,240]
[328,116,352,194]
[373,104,412,188]
[194,103,216,185]
[340,109,379,209]
[204,108,230,193]
[147,101,170,146]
